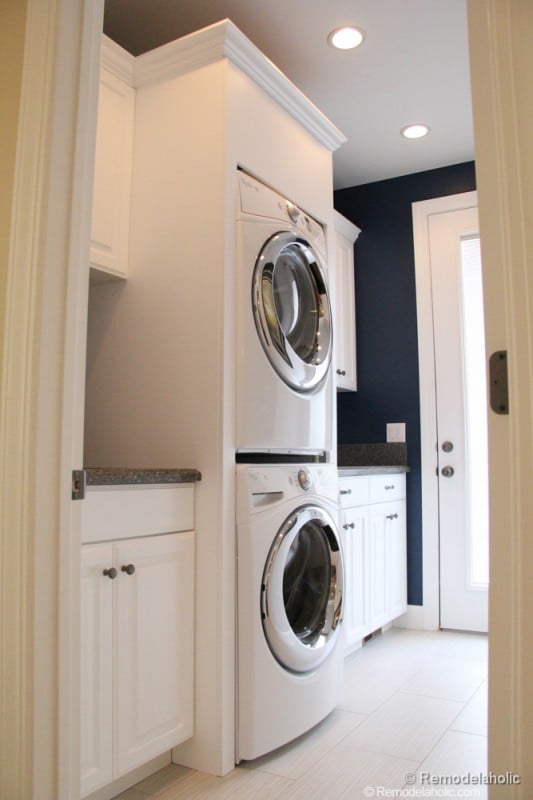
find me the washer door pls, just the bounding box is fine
[252,232,332,393]
[261,505,343,674]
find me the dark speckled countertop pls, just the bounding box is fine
[337,443,409,475]
[338,465,409,475]
[84,467,201,486]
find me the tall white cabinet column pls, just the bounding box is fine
[84,23,345,776]
[332,210,360,391]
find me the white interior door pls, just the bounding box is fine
[428,205,489,632]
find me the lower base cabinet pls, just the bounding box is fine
[340,473,407,655]
[80,531,194,797]
[342,505,370,648]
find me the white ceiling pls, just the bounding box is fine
[103,0,474,190]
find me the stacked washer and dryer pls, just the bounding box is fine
[234,169,345,762]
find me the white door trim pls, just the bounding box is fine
[411,190,478,631]
[468,0,533,790]
[0,1,103,798]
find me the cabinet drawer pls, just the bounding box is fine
[339,476,370,508]
[370,473,406,503]
[81,484,194,544]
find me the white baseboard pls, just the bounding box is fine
[393,604,439,631]
[83,752,171,800]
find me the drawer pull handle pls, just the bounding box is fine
[385,485,395,490]
[343,522,355,530]
[336,368,346,376]
[386,513,399,520]
[103,567,118,580]
[121,563,136,575]
[340,489,352,495]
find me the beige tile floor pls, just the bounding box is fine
[114,628,488,800]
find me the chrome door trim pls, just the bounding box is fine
[252,231,333,393]
[261,504,343,674]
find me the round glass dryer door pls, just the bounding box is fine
[261,505,343,674]
[252,232,333,393]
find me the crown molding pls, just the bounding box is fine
[101,34,135,83]
[333,209,361,242]
[128,19,346,152]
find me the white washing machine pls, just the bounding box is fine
[235,463,344,762]
[235,169,334,456]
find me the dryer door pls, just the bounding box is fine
[261,504,343,674]
[252,232,332,393]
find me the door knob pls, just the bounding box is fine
[441,466,455,478]
[103,567,117,579]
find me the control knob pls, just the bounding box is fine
[286,202,301,223]
[297,468,312,491]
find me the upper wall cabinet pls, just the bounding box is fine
[332,210,360,391]
[90,39,135,282]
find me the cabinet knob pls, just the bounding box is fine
[103,567,118,579]
[121,563,136,575]
[386,513,399,520]
[384,485,395,490]
[343,522,355,530]
[340,489,352,495]
[336,368,346,376]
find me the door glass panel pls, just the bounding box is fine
[273,243,325,365]
[283,521,331,645]
[460,235,489,588]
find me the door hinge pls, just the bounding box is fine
[489,350,509,414]
[72,469,86,500]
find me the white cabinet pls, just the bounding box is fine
[81,543,114,794]
[342,504,370,652]
[340,472,407,655]
[80,482,195,798]
[90,38,135,281]
[332,211,360,391]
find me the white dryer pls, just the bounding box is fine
[235,170,334,456]
[235,463,344,762]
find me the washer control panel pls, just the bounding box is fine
[236,464,340,521]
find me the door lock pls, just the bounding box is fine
[441,465,455,478]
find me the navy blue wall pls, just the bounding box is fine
[334,162,476,605]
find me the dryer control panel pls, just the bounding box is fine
[237,170,327,259]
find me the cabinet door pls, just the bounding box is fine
[80,543,114,797]
[90,67,135,280]
[385,500,408,620]
[368,508,387,631]
[342,506,370,653]
[114,532,194,777]
[333,211,360,391]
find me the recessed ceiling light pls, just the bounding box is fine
[401,123,430,139]
[328,26,365,50]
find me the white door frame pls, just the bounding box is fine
[0,1,103,798]
[411,190,479,632]
[468,1,533,791]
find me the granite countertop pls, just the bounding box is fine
[338,465,410,476]
[84,467,201,486]
[337,443,410,475]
